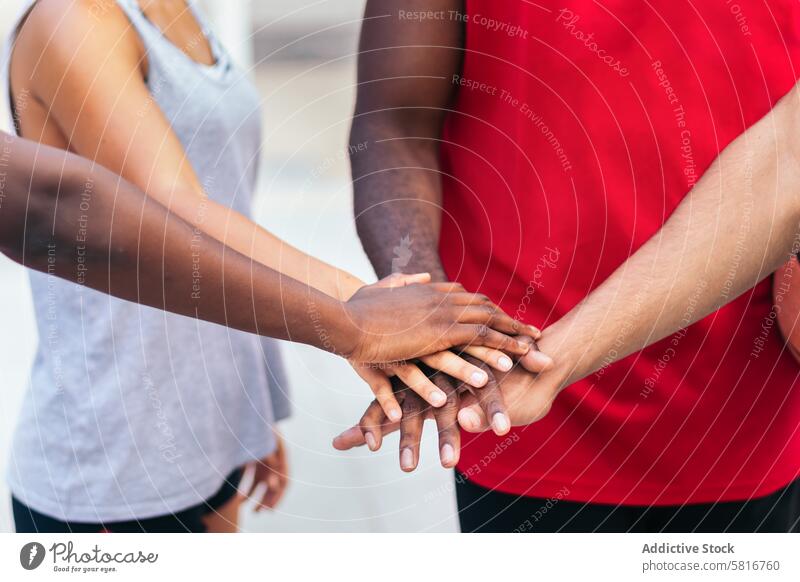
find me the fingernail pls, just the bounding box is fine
[365,432,377,451]
[498,355,513,371]
[430,391,447,406]
[388,408,402,422]
[459,409,481,430]
[470,371,488,386]
[440,443,455,466]
[517,341,530,353]
[529,325,542,338]
[400,448,415,470]
[530,351,554,369]
[493,413,510,434]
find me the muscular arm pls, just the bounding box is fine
[351,0,465,281]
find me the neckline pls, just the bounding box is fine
[133,0,228,74]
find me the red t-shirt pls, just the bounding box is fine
[440,0,800,505]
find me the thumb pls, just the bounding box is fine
[332,426,367,450]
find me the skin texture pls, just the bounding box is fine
[345,0,552,470]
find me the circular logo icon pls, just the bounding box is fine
[20,542,46,570]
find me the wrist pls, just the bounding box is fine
[333,300,366,359]
[537,314,598,389]
[299,290,363,358]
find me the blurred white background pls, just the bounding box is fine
[0,0,459,532]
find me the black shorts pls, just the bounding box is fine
[12,468,244,533]
[455,473,800,533]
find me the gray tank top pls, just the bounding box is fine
[3,0,291,521]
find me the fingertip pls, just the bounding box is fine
[492,413,511,436]
[522,324,542,339]
[498,355,513,371]
[428,390,447,407]
[440,443,456,468]
[332,426,363,450]
[400,447,416,472]
[469,370,489,387]
[415,272,432,283]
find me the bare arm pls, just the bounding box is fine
[550,84,800,386]
[0,131,355,351]
[346,0,552,469]
[457,83,800,429]
[351,0,465,282]
[0,131,529,365]
[12,0,361,300]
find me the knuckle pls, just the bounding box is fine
[402,397,424,416]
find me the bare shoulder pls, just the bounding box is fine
[13,0,143,83]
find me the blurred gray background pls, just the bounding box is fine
[0,0,460,533]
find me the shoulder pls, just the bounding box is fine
[14,0,144,80]
[20,0,138,42]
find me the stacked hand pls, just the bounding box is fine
[343,273,538,363]
[335,327,565,471]
[343,273,545,428]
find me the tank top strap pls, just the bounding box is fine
[112,0,172,51]
[113,0,232,82]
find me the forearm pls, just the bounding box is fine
[545,85,800,384]
[351,116,448,280]
[0,134,360,355]
[351,0,464,281]
[172,197,364,301]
